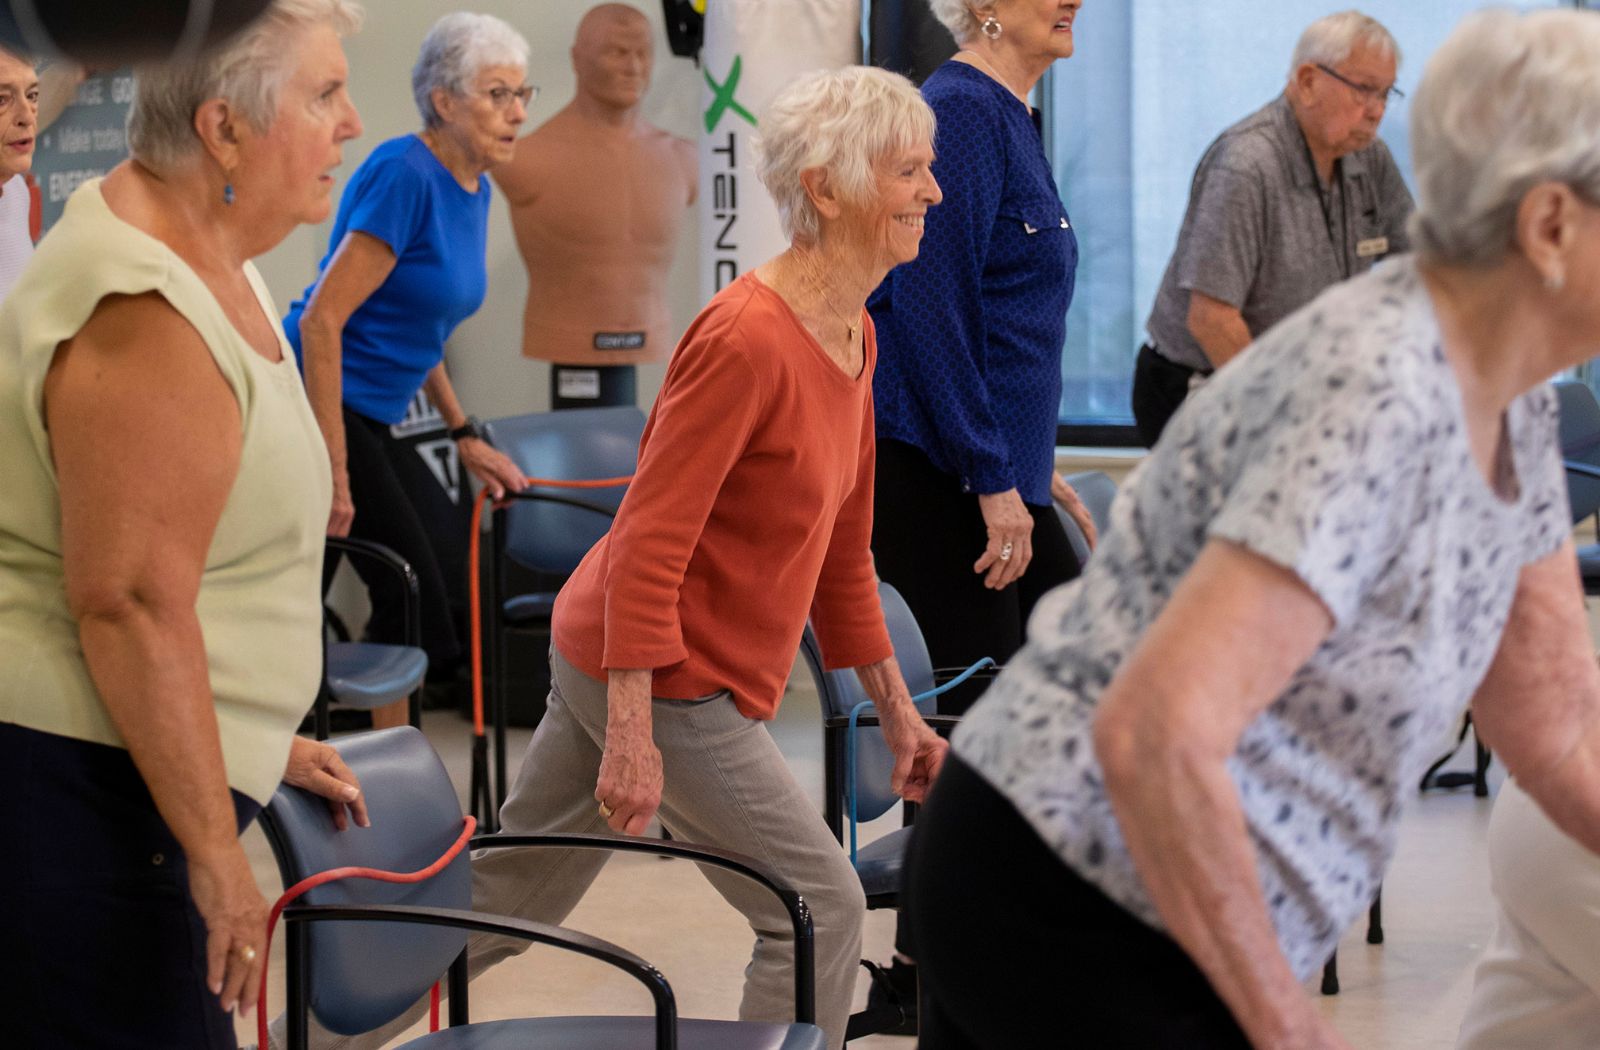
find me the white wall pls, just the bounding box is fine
[256,1,706,417]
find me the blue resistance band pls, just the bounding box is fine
[845,657,996,865]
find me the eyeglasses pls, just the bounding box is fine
[1315,64,1404,107]
[480,84,538,109]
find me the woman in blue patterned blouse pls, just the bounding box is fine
[863,0,1093,1027]
[867,0,1095,718]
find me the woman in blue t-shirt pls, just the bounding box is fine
[286,12,531,726]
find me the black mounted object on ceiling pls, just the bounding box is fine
[660,0,704,64]
[0,0,274,64]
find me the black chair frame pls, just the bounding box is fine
[316,536,423,740]
[476,491,617,831]
[269,831,817,1050]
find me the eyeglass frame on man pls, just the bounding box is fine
[1314,63,1404,107]
[481,84,538,109]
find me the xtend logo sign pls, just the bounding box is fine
[704,55,757,292]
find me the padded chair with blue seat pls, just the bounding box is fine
[1555,379,1600,586]
[478,406,645,825]
[797,581,965,1039]
[314,537,430,740]
[260,726,825,1050]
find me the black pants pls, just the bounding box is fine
[0,723,260,1049]
[871,439,1081,717]
[905,756,1252,1049]
[1130,343,1208,449]
[340,407,462,668]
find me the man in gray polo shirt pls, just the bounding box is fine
[1133,10,1413,446]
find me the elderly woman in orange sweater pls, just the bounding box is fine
[402,65,936,1050]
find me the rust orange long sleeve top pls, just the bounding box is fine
[552,273,894,720]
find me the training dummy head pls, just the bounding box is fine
[572,4,653,113]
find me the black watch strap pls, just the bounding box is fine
[449,415,485,442]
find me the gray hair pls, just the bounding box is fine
[412,12,529,128]
[1289,10,1399,79]
[1409,8,1600,267]
[129,0,363,172]
[755,65,936,244]
[925,0,980,42]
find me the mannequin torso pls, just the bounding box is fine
[494,105,695,366]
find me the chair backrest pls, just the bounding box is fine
[1057,470,1118,565]
[258,727,472,1036]
[485,406,646,574]
[800,582,936,825]
[1554,380,1600,524]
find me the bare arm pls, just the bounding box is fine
[418,363,525,499]
[1187,290,1253,370]
[45,292,264,1015]
[1471,541,1600,854]
[1092,539,1350,1049]
[595,668,660,836]
[853,657,949,802]
[295,230,397,536]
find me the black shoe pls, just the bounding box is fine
[849,958,917,1039]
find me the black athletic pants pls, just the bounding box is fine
[871,438,1082,717]
[904,756,1253,1049]
[1130,342,1209,449]
[339,407,461,668]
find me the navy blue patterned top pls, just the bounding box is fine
[867,61,1077,505]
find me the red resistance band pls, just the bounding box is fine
[256,815,478,1048]
[468,475,633,737]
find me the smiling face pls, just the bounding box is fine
[436,63,529,171]
[0,49,39,182]
[989,0,1082,63]
[1295,43,1398,160]
[573,6,653,112]
[850,137,942,272]
[239,23,362,229]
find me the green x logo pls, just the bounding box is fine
[703,55,758,134]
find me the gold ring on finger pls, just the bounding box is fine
[236,945,258,963]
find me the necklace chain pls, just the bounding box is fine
[958,48,1029,107]
[791,251,860,343]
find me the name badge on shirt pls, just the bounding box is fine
[1356,236,1390,259]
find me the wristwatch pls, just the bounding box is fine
[449,416,485,442]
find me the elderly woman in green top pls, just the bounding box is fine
[0,2,370,1045]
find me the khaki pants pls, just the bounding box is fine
[275,647,864,1049]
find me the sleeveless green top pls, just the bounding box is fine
[0,179,332,803]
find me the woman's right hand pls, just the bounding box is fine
[328,468,354,537]
[595,728,663,837]
[186,842,270,1016]
[974,488,1033,590]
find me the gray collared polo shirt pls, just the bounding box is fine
[1145,94,1414,371]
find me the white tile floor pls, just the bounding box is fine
[239,660,1506,1049]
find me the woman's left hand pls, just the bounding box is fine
[284,736,371,831]
[459,437,529,500]
[882,714,949,803]
[1052,472,1097,551]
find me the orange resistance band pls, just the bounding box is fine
[467,475,632,737]
[256,815,477,1048]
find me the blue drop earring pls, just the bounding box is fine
[223,182,235,205]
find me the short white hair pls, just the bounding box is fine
[755,65,936,244]
[1289,10,1399,79]
[925,0,980,42]
[412,12,529,128]
[129,0,363,173]
[1409,8,1600,267]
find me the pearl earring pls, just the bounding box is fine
[981,15,1002,40]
